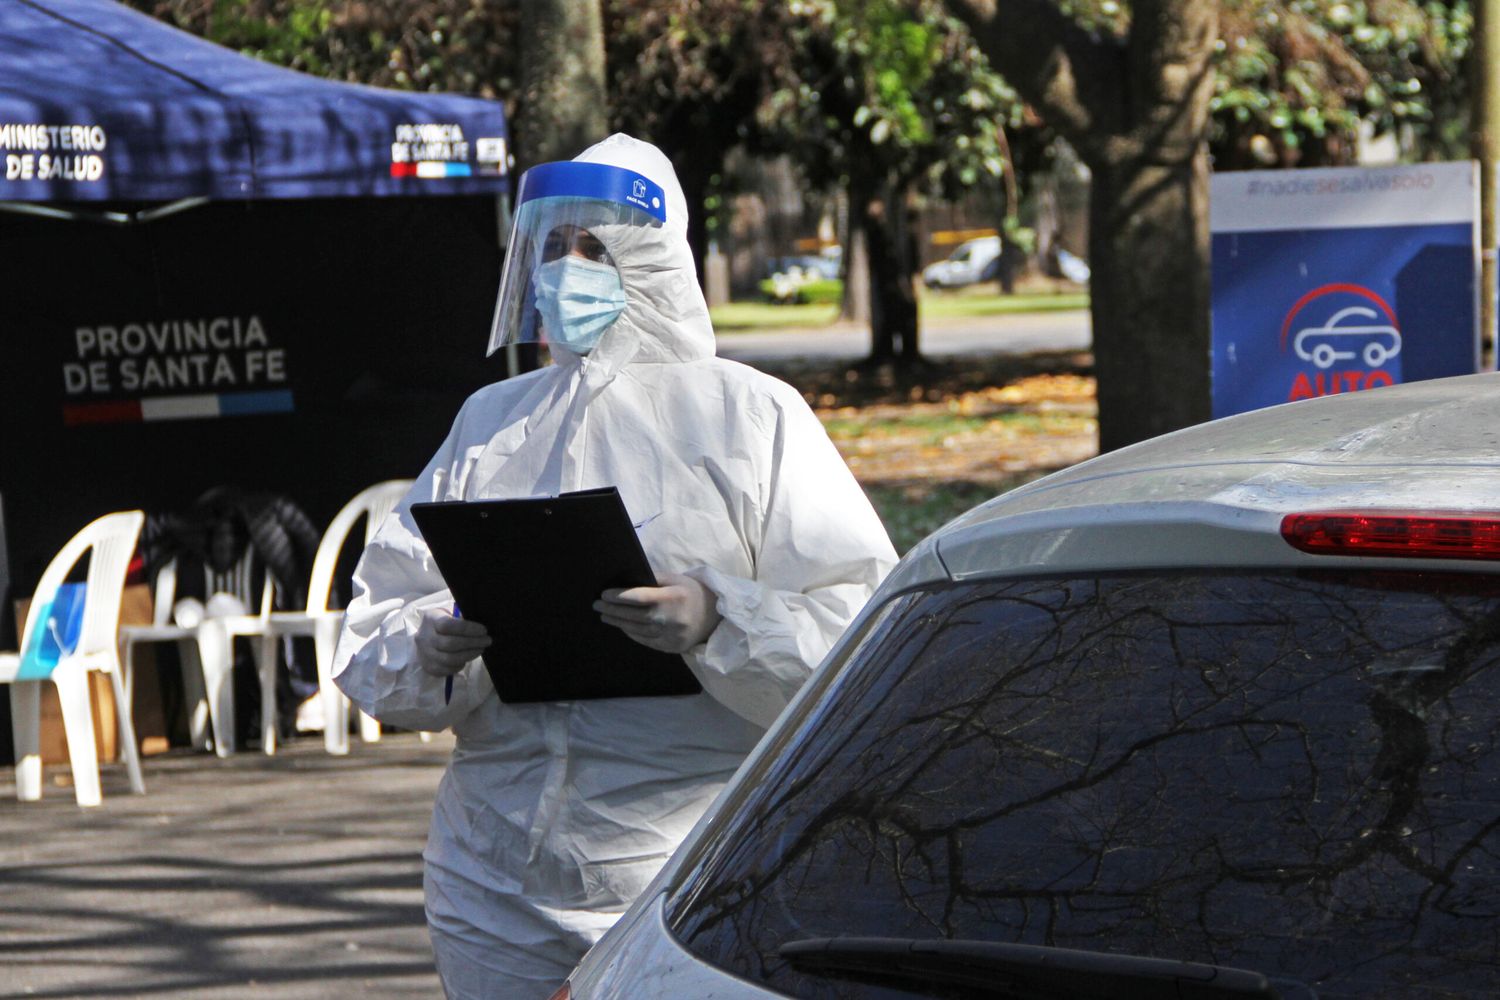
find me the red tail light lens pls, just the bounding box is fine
[1282,512,1500,560]
[544,984,571,1000]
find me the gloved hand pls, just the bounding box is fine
[414,608,492,677]
[595,571,722,654]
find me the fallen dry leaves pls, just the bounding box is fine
[817,372,1099,488]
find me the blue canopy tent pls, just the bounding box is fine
[0,0,509,202]
[0,0,514,672]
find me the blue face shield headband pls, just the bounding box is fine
[488,161,668,356]
[514,161,667,223]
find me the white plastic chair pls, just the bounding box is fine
[190,555,275,757]
[258,479,412,755]
[118,559,206,752]
[0,510,146,806]
[118,550,274,758]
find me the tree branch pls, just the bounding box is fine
[946,0,1127,157]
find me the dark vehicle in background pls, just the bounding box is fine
[553,373,1500,1000]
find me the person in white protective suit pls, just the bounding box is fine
[332,133,897,999]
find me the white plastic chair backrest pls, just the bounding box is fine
[150,559,179,626]
[304,480,413,616]
[17,510,145,662]
[205,548,275,619]
[151,549,274,626]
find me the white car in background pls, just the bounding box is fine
[921,235,1001,288]
[551,372,1500,1000]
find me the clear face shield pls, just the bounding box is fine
[488,160,667,357]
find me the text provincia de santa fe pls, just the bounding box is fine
[390,123,468,164]
[65,316,288,396]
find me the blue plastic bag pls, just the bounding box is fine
[17,583,87,680]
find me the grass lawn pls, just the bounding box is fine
[711,301,842,330]
[924,289,1089,319]
[821,406,1093,445]
[762,357,1099,555]
[819,377,1098,552]
[711,286,1089,332]
[863,478,1044,555]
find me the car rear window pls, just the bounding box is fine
[667,571,1500,999]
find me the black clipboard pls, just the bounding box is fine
[410,487,702,703]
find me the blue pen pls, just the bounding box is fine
[444,604,461,704]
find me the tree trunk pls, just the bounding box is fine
[515,0,609,174]
[510,0,608,375]
[1474,0,1500,366]
[862,215,893,362]
[950,0,1218,449]
[897,192,923,364]
[1088,147,1212,451]
[994,128,1021,294]
[859,178,921,367]
[837,186,872,325]
[672,149,715,286]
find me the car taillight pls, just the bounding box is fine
[1281,512,1500,560]
[544,984,571,1000]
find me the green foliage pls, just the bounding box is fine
[823,408,1079,445]
[919,290,1091,317]
[125,0,1475,215]
[1025,0,1471,167]
[1209,0,1472,166]
[862,480,1000,553]
[125,0,519,97]
[761,0,1021,198]
[202,0,333,74]
[606,0,780,137]
[1002,216,1038,256]
[709,290,1090,331]
[756,277,845,305]
[710,301,842,331]
[604,0,802,259]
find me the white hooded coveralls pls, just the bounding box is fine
[333,134,897,998]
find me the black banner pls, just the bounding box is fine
[0,195,509,639]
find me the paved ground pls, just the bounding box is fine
[715,308,1091,362]
[0,732,453,999]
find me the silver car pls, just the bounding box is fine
[556,372,1500,1000]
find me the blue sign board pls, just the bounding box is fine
[1211,163,1479,418]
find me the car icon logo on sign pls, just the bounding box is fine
[1293,306,1403,370]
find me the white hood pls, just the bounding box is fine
[540,133,714,369]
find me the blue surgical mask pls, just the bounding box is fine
[533,256,627,354]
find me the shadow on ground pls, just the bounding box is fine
[756,349,1094,409]
[0,733,452,999]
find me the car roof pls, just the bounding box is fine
[885,373,1500,589]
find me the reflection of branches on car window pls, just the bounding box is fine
[673,573,1500,994]
[682,581,1207,947]
[1194,595,1500,968]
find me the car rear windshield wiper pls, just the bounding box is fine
[779,936,1299,999]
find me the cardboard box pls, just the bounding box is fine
[39,670,118,764]
[18,581,155,765]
